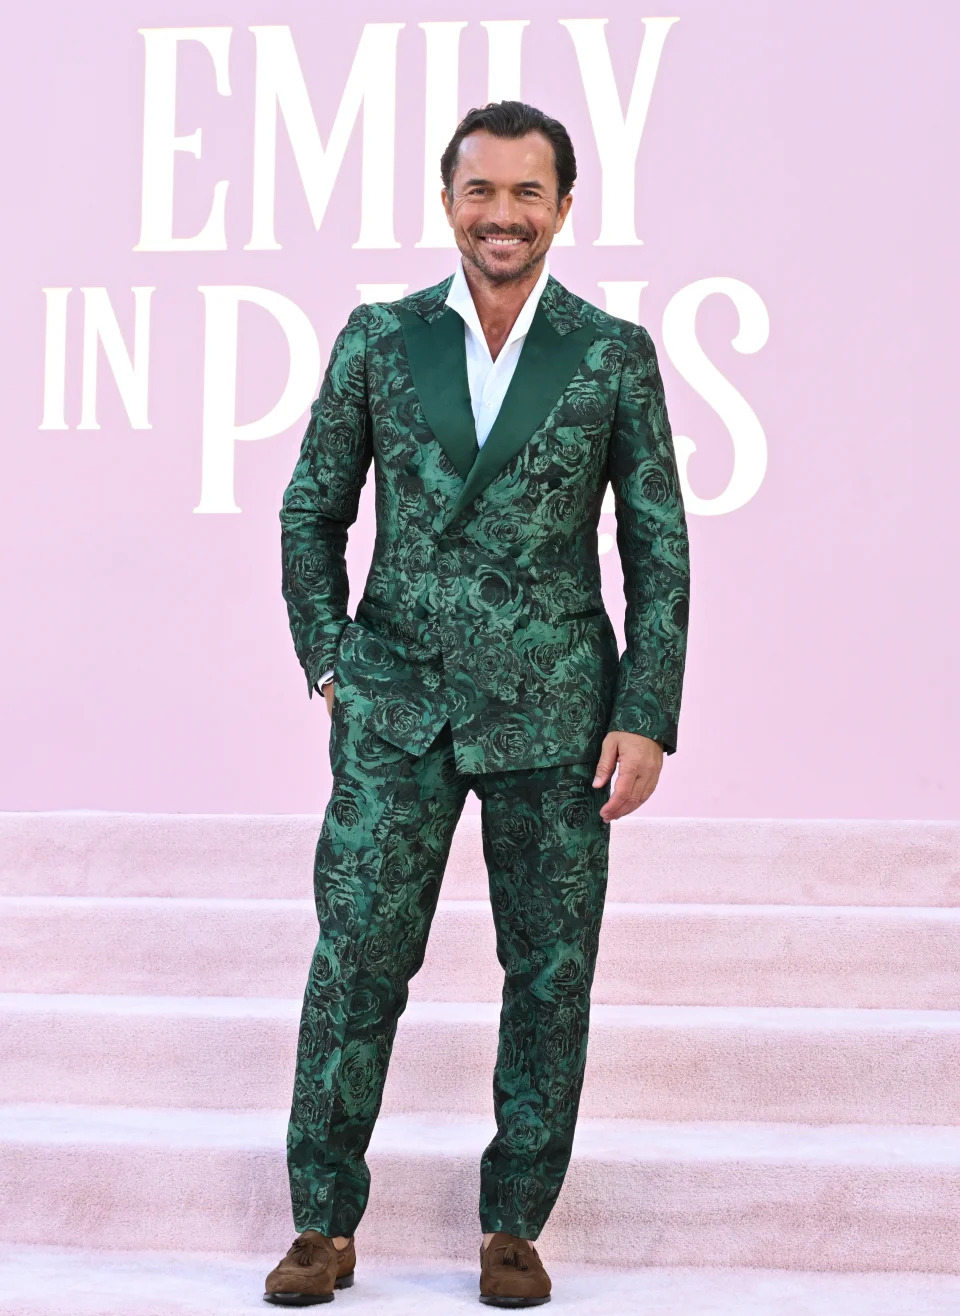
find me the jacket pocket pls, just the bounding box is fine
[558,604,607,622]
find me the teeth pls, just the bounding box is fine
[485,237,523,245]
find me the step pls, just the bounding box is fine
[4,994,960,1125]
[3,1105,960,1272]
[3,813,958,905]
[2,1243,960,1316]
[3,896,958,1007]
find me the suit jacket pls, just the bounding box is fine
[279,272,690,774]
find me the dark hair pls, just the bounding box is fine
[440,100,577,203]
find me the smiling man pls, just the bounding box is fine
[267,101,690,1308]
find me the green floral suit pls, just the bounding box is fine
[279,272,690,1243]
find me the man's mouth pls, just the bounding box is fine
[478,235,528,247]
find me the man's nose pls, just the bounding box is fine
[491,189,521,226]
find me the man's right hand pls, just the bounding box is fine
[322,681,335,715]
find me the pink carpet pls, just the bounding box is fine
[1,813,958,1312]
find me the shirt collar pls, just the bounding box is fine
[445,253,551,351]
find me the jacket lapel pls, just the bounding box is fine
[396,280,478,480]
[397,273,597,530]
[442,285,596,529]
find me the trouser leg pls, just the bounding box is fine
[476,758,612,1240]
[286,718,469,1237]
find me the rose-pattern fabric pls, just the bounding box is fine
[279,271,690,1241]
[286,716,612,1240]
[279,273,690,769]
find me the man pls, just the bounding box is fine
[265,100,690,1307]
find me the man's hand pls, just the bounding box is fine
[322,681,335,715]
[592,731,663,821]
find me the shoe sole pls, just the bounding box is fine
[479,1296,550,1308]
[263,1272,355,1305]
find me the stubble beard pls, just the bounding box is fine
[459,229,548,287]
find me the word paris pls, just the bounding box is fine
[40,21,770,518]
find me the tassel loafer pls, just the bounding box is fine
[479,1232,551,1307]
[263,1230,356,1306]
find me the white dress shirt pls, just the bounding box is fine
[318,257,551,691]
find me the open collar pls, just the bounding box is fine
[443,255,552,356]
[402,267,586,338]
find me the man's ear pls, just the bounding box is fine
[440,186,454,227]
[554,191,574,234]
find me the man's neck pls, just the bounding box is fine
[461,256,545,362]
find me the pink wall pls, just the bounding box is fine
[2,1,957,818]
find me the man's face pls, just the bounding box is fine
[442,130,573,285]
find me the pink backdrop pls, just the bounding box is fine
[3,1,957,817]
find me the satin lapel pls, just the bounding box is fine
[439,302,596,532]
[396,305,478,479]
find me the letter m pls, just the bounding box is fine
[246,23,403,251]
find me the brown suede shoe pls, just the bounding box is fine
[263,1231,356,1306]
[479,1232,551,1307]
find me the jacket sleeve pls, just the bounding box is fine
[605,323,690,754]
[279,304,373,699]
